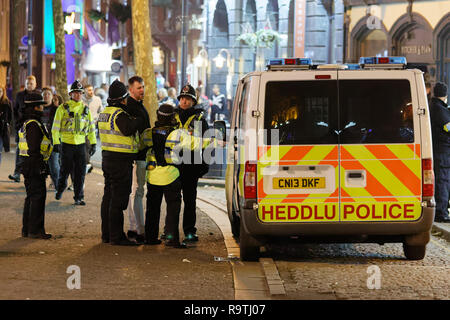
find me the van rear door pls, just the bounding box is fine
[257,71,340,223]
[337,71,422,223]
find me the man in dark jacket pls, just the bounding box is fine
[429,82,450,223]
[9,75,41,182]
[98,79,145,246]
[125,76,151,243]
[174,84,210,242]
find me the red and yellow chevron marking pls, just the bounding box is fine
[257,145,339,202]
[256,144,422,223]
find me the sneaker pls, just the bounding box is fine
[74,199,86,206]
[68,184,74,191]
[86,163,93,174]
[184,233,199,242]
[8,174,20,183]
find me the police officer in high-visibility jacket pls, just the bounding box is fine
[98,79,144,246]
[19,93,53,239]
[174,84,210,243]
[52,80,96,205]
[141,103,193,247]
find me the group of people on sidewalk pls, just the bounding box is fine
[8,74,215,247]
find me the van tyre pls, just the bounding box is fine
[403,244,426,260]
[239,221,259,261]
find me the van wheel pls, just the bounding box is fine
[239,222,259,261]
[403,244,426,260]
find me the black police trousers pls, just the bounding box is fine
[57,143,86,201]
[145,178,182,241]
[180,168,200,235]
[22,160,47,235]
[101,158,133,243]
[434,152,450,219]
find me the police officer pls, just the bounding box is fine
[142,103,191,247]
[52,80,96,205]
[19,93,53,239]
[430,82,450,223]
[98,79,143,246]
[174,84,210,242]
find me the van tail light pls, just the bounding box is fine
[422,159,434,198]
[244,161,257,199]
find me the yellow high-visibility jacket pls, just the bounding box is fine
[52,100,96,145]
[19,119,53,161]
[98,106,140,154]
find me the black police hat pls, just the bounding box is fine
[24,92,46,108]
[107,79,129,104]
[434,82,448,98]
[157,103,175,117]
[177,84,197,106]
[69,80,84,93]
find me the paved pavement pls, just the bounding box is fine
[0,150,234,300]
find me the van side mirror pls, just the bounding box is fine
[213,120,226,142]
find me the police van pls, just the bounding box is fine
[220,56,435,261]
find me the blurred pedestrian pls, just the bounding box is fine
[126,76,150,244]
[0,84,12,165]
[210,84,228,123]
[52,80,97,206]
[429,82,450,223]
[83,84,103,174]
[9,75,41,183]
[167,87,179,107]
[19,93,53,239]
[41,87,60,190]
[98,79,144,246]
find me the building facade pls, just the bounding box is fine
[199,0,345,101]
[346,0,450,92]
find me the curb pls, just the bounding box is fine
[432,222,450,242]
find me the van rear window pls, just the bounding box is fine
[264,81,338,145]
[264,79,413,145]
[339,79,413,144]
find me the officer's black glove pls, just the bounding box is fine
[53,144,60,153]
[89,144,96,156]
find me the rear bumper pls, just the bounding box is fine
[241,206,435,243]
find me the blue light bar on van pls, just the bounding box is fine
[359,56,407,66]
[345,64,360,70]
[267,58,312,66]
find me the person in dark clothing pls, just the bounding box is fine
[98,79,145,246]
[142,104,189,248]
[125,76,151,244]
[41,87,60,189]
[174,84,210,242]
[9,75,41,182]
[429,82,450,223]
[19,93,53,239]
[0,84,12,165]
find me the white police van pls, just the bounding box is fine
[221,56,435,261]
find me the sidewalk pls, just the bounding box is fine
[0,150,234,300]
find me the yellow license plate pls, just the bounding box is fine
[273,177,326,189]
